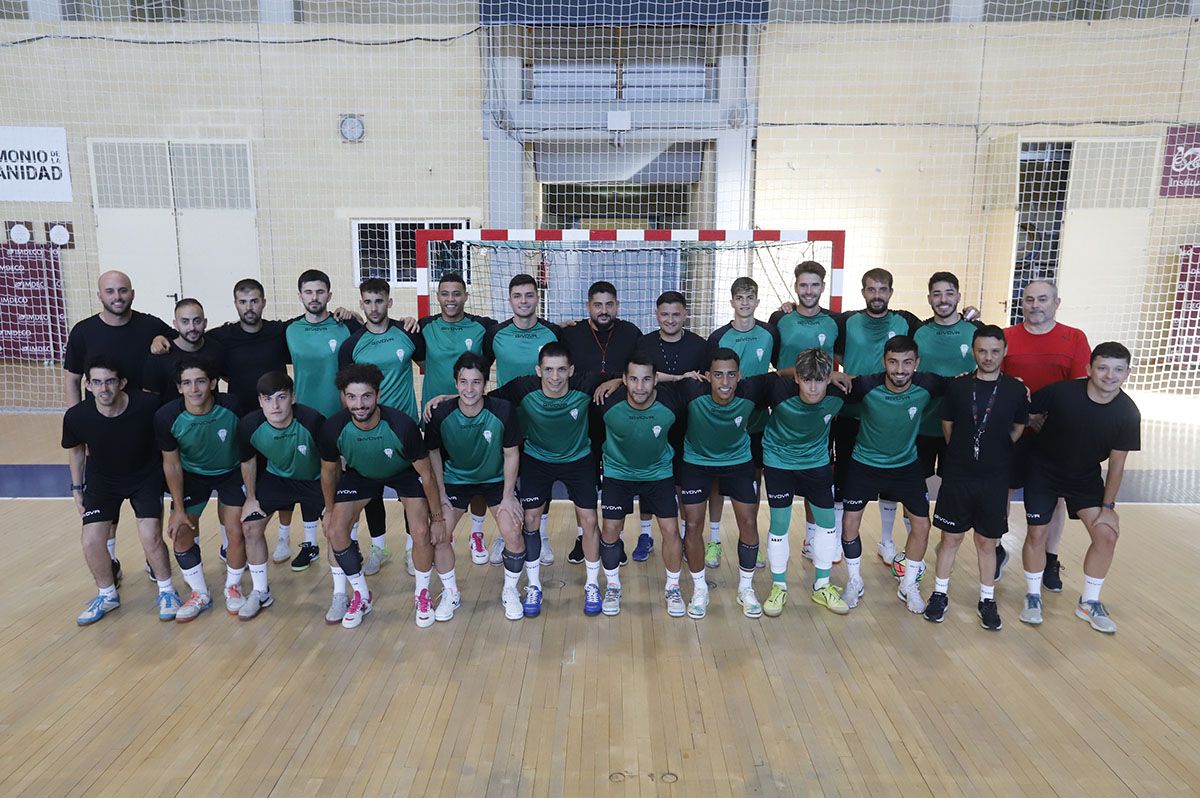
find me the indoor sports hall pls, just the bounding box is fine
[1,0,1198,794]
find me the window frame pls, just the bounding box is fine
[351,218,471,287]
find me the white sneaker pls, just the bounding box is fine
[414,588,434,628]
[843,576,865,609]
[405,549,416,577]
[502,587,523,620]
[488,537,504,566]
[687,588,710,619]
[664,586,685,617]
[737,587,763,618]
[469,531,488,565]
[363,545,391,576]
[434,589,460,622]
[325,592,349,624]
[1020,593,1044,625]
[801,540,814,560]
[341,590,372,629]
[224,584,246,615]
[540,536,555,566]
[237,589,273,620]
[601,585,622,616]
[271,537,291,563]
[898,581,926,614]
[877,540,897,566]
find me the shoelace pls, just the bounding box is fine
[417,591,432,612]
[1087,601,1108,616]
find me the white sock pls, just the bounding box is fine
[604,567,621,589]
[156,577,174,594]
[879,500,898,546]
[901,559,921,590]
[640,519,652,537]
[525,559,542,588]
[691,569,707,591]
[106,538,117,559]
[470,514,485,534]
[846,556,862,582]
[709,521,721,543]
[249,562,268,593]
[767,534,789,584]
[738,568,754,592]
[934,576,950,594]
[414,568,432,595]
[440,569,458,594]
[1024,570,1043,597]
[225,566,244,589]
[504,568,520,591]
[805,522,817,548]
[182,563,208,595]
[303,520,318,545]
[665,569,680,590]
[371,534,387,550]
[347,571,368,597]
[834,502,844,537]
[331,565,347,595]
[813,525,838,571]
[540,513,549,536]
[220,524,229,549]
[902,516,913,536]
[585,559,600,586]
[350,523,359,542]
[99,583,118,599]
[277,523,290,542]
[980,583,995,601]
[1081,574,1104,603]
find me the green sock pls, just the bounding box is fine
[814,567,831,589]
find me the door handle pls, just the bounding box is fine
[167,292,180,303]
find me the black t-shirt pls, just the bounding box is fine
[142,338,226,405]
[940,374,1029,478]
[61,389,162,481]
[1030,379,1141,473]
[62,310,174,393]
[558,318,643,380]
[634,330,709,376]
[208,319,292,415]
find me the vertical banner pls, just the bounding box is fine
[0,243,67,362]
[1166,244,1200,368]
[1160,125,1200,198]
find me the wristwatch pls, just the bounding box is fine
[70,483,86,492]
[1101,502,1116,510]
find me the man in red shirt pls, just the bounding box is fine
[1002,280,1091,589]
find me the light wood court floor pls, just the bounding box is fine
[1,499,1199,796]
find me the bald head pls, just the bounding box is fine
[1020,279,1060,331]
[97,270,134,317]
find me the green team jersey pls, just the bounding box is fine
[752,373,846,471]
[339,321,426,423]
[599,385,684,482]
[835,308,921,419]
[319,405,427,480]
[845,372,945,468]
[286,315,357,417]
[237,404,325,481]
[768,308,839,369]
[424,396,521,485]
[707,320,780,433]
[482,318,561,387]
[154,394,242,476]
[912,317,981,436]
[490,372,599,464]
[678,376,769,466]
[417,313,497,405]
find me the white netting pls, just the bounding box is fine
[1,1,1199,410]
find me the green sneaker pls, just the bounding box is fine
[811,583,850,615]
[363,545,392,576]
[763,584,788,617]
[704,541,723,569]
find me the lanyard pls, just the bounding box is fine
[589,322,613,373]
[971,374,1001,461]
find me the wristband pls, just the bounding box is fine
[1101,502,1116,510]
[70,483,86,492]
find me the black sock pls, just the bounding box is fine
[737,541,759,571]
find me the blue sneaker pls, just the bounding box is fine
[157,589,182,621]
[632,533,654,562]
[522,585,543,617]
[77,593,120,626]
[584,583,602,616]
[219,545,227,563]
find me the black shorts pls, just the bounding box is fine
[932,475,1009,539]
[763,465,835,510]
[677,460,759,506]
[80,470,164,525]
[601,476,677,520]
[1008,435,1034,489]
[916,435,946,479]
[181,468,245,515]
[518,454,597,510]
[334,467,425,503]
[444,481,506,510]
[1022,458,1104,523]
[256,471,323,521]
[840,459,930,517]
[749,432,764,468]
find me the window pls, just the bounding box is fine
[352,219,470,286]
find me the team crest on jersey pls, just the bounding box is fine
[396,349,406,361]
[818,333,826,346]
[328,339,337,352]
[755,347,764,361]
[823,414,832,425]
[652,425,662,438]
[464,338,474,350]
[908,407,917,420]
[483,429,493,443]
[960,343,970,357]
[384,448,394,458]
[298,444,308,455]
[734,415,743,427]
[217,429,228,442]
[570,408,579,420]
[887,331,897,340]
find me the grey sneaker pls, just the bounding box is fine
[602,585,622,616]
[325,592,350,624]
[843,576,865,609]
[664,586,685,617]
[687,588,710,619]
[1075,599,1117,634]
[488,537,505,566]
[1019,593,1044,625]
[238,589,274,620]
[271,537,291,564]
[898,581,926,614]
[363,545,391,576]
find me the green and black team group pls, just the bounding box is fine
[63,263,1141,634]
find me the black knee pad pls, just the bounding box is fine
[502,548,525,574]
[522,529,541,562]
[174,543,202,571]
[737,541,758,571]
[599,538,621,570]
[333,543,364,576]
[842,536,863,560]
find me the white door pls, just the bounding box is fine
[89,140,183,324]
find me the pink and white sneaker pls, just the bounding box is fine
[341,590,373,629]
[470,530,488,565]
[415,588,435,628]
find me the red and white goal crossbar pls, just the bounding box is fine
[414,228,846,317]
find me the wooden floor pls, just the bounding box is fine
[1,499,1199,796]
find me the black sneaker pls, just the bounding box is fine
[111,558,122,588]
[1043,558,1063,592]
[567,535,585,564]
[993,545,1009,582]
[978,598,1003,630]
[618,538,628,567]
[291,542,320,572]
[923,590,949,623]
